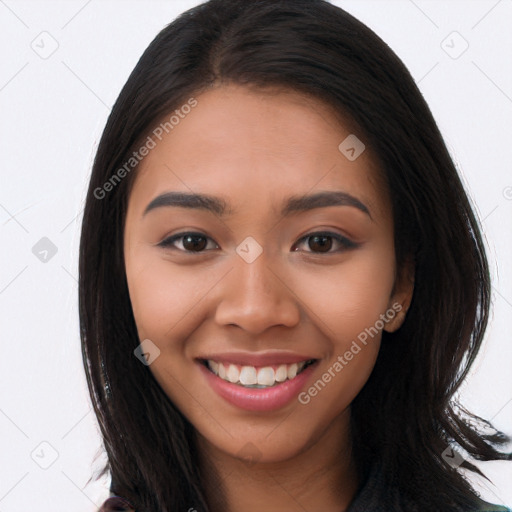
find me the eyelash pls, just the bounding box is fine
[157,231,359,254]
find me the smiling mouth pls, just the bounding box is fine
[200,358,317,388]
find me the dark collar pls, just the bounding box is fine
[344,461,510,512]
[345,460,388,512]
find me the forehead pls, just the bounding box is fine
[129,84,389,220]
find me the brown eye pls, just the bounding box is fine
[157,232,218,253]
[307,234,333,253]
[182,234,207,251]
[293,231,358,254]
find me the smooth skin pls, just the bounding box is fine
[123,83,414,512]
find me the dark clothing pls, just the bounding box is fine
[99,462,511,512]
[344,460,510,512]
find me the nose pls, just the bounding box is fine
[214,250,301,334]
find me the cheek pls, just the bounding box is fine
[290,247,396,341]
[124,248,209,342]
[292,252,393,417]
[126,238,396,346]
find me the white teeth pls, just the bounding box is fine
[226,364,239,383]
[275,364,288,382]
[287,363,298,379]
[257,367,274,386]
[206,359,313,387]
[210,360,219,374]
[239,366,257,385]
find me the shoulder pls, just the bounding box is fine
[97,492,511,512]
[473,496,511,512]
[98,496,135,512]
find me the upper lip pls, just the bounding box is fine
[196,351,318,367]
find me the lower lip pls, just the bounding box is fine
[197,360,318,412]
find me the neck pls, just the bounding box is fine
[197,409,359,512]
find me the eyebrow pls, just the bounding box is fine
[142,190,371,219]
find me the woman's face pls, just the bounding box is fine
[124,84,412,464]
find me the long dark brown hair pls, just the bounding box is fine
[79,1,512,510]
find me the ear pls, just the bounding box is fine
[383,256,415,333]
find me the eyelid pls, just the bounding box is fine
[157,230,359,254]
[156,231,219,252]
[294,231,359,252]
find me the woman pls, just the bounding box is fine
[79,0,512,510]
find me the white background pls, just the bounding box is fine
[0,0,511,510]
